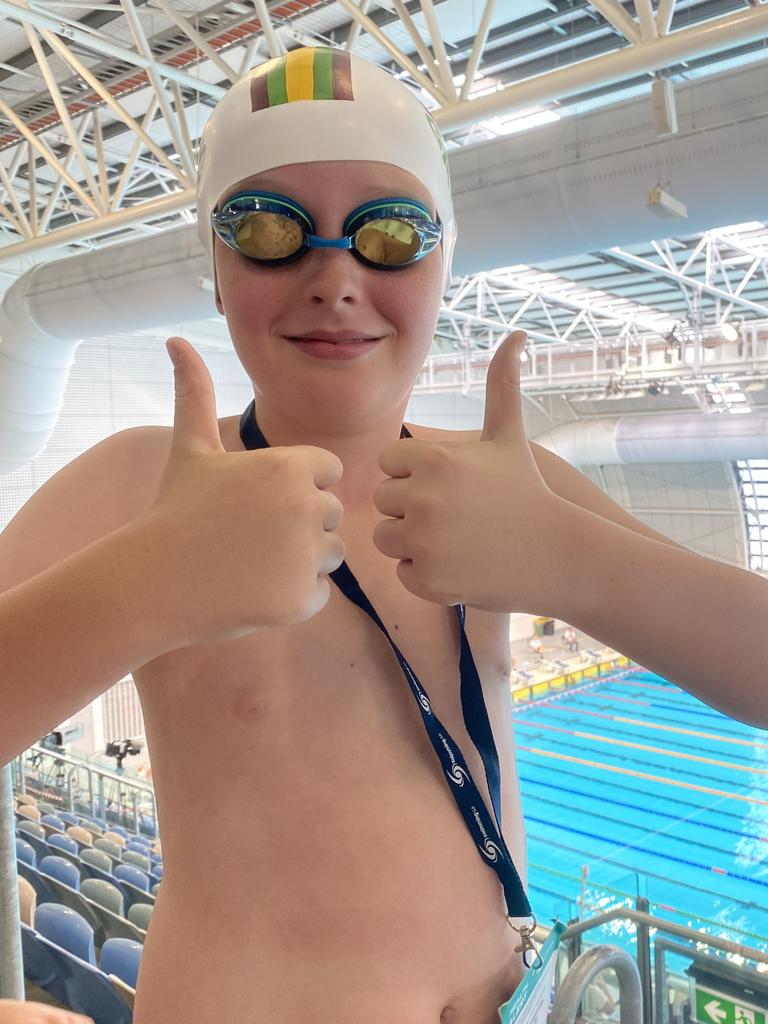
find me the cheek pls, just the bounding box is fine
[217,256,283,333]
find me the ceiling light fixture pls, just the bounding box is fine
[720,321,739,342]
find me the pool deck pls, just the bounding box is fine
[509,625,631,699]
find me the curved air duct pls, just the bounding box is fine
[533,412,768,468]
[0,63,766,473]
[0,227,211,471]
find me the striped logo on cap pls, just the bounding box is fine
[250,47,353,112]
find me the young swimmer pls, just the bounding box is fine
[2,43,766,1024]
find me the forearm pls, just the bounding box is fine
[554,503,768,729]
[0,524,175,767]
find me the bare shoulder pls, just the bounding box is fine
[0,425,173,595]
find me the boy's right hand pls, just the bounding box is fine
[0,1002,93,1024]
[133,336,345,645]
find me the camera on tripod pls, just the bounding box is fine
[105,738,143,772]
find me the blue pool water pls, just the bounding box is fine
[513,668,768,955]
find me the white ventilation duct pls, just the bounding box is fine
[0,63,766,473]
[0,228,211,471]
[449,61,768,272]
[533,412,768,467]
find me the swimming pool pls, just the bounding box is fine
[513,668,768,957]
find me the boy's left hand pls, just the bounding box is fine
[373,331,575,614]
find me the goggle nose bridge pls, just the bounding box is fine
[306,235,354,250]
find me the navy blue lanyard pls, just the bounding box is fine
[239,401,537,945]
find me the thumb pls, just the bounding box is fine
[480,331,527,443]
[166,336,225,456]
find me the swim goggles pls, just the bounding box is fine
[211,191,442,270]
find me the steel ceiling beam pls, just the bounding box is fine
[434,4,768,132]
[0,0,227,99]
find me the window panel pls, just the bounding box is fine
[735,461,768,572]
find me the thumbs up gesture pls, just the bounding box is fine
[373,332,571,614]
[136,336,345,646]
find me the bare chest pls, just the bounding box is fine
[131,544,527,1023]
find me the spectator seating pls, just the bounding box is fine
[12,783,160,1018]
[24,905,134,1024]
[18,876,37,927]
[100,937,143,989]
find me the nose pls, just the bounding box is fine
[299,245,367,307]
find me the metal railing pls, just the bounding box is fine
[545,897,768,1024]
[550,944,642,1024]
[413,322,768,397]
[12,745,157,835]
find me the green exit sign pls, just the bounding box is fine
[695,984,766,1024]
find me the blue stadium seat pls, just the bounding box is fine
[107,825,130,840]
[40,813,66,833]
[46,834,82,870]
[16,860,56,905]
[24,920,132,1023]
[100,937,143,989]
[19,921,70,1006]
[48,833,79,855]
[58,812,81,827]
[111,867,154,913]
[40,855,81,890]
[131,835,154,849]
[37,860,107,946]
[15,837,37,868]
[79,816,106,832]
[113,863,149,892]
[35,903,96,966]
[16,824,49,864]
[125,840,150,855]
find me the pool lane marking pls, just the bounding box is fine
[528,704,768,749]
[614,715,768,749]
[524,812,768,888]
[523,788,767,865]
[520,770,768,843]
[516,721,768,776]
[516,746,768,806]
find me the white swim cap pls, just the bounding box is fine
[196,46,455,291]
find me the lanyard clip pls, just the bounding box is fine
[507,915,542,970]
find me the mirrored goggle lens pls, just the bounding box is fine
[355,218,421,265]
[234,212,304,260]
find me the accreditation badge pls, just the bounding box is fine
[498,922,567,1024]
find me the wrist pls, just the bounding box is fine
[532,497,600,623]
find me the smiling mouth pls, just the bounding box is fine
[290,339,380,348]
[289,337,381,344]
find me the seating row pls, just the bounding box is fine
[15,786,160,844]
[16,843,153,946]
[21,898,140,1024]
